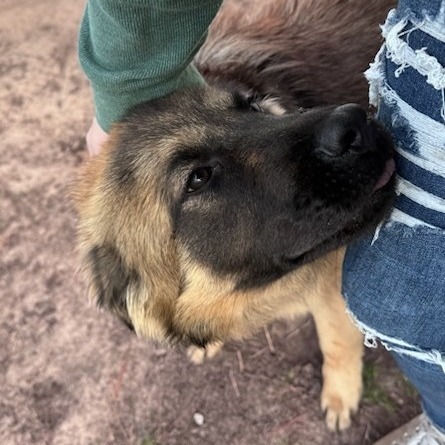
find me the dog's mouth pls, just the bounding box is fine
[374,157,395,190]
[366,116,396,191]
[282,128,396,269]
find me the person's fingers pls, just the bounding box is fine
[86,117,109,156]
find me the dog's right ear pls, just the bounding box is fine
[86,244,138,332]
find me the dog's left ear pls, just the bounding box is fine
[87,244,138,331]
[74,131,181,342]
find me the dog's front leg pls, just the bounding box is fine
[309,256,364,431]
[187,341,224,364]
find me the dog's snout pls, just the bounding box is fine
[317,104,369,158]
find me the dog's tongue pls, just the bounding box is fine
[374,158,395,190]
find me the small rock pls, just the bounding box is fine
[193,412,205,426]
[154,348,167,357]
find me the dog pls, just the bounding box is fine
[75,0,395,432]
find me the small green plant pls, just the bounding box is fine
[363,362,396,413]
[281,369,296,384]
[273,440,292,445]
[139,437,157,445]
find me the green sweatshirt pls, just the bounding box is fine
[78,0,222,132]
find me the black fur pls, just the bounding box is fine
[89,245,138,331]
[107,87,395,290]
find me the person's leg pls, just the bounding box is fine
[394,354,445,430]
[342,0,445,442]
[344,225,445,439]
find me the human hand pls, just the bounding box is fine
[86,117,109,156]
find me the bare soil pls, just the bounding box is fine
[0,1,420,444]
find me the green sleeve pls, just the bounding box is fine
[78,0,222,131]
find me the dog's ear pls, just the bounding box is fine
[74,127,181,341]
[79,232,179,340]
[87,244,138,331]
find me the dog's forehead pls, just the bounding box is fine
[200,87,235,110]
[108,86,290,188]
[153,87,286,128]
[200,87,287,116]
[135,88,235,140]
[163,87,235,122]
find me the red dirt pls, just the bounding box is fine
[1,1,420,444]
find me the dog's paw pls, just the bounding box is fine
[321,372,361,431]
[187,342,223,365]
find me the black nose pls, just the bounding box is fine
[317,104,369,158]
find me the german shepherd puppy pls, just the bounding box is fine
[75,0,395,432]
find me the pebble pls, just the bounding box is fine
[193,412,205,426]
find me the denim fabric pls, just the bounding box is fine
[343,0,445,431]
[394,353,445,432]
[398,0,443,22]
[344,224,445,351]
[344,232,445,431]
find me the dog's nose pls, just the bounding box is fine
[317,104,368,158]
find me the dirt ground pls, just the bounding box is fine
[1,1,420,444]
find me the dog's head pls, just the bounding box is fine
[75,86,394,345]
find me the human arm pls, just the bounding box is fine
[78,0,222,153]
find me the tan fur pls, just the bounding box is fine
[75,126,180,339]
[73,0,398,431]
[76,144,363,430]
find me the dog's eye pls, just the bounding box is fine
[186,167,213,193]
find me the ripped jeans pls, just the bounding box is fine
[342,0,445,432]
